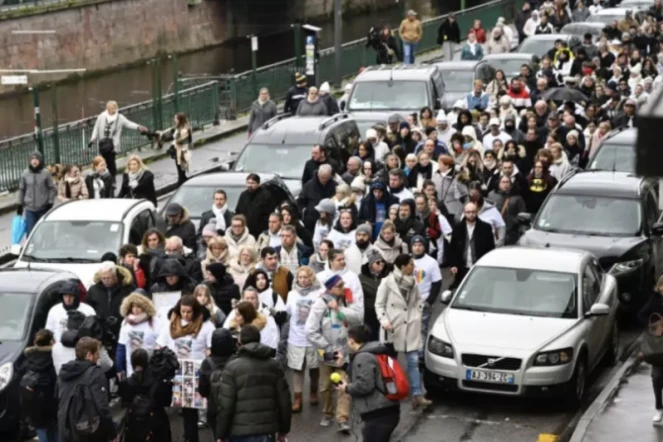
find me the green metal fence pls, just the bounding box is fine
[224,0,520,116]
[0,81,219,192]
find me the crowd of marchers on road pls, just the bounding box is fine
[10,1,663,441]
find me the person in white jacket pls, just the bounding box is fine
[116,292,159,377]
[327,209,357,251]
[549,143,571,181]
[45,281,95,342]
[52,311,113,375]
[524,11,540,37]
[317,249,364,321]
[343,224,376,274]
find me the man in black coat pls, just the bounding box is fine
[86,262,136,336]
[358,181,399,240]
[448,202,495,289]
[297,164,337,232]
[205,262,241,316]
[216,325,291,441]
[611,98,638,129]
[235,173,273,238]
[437,14,461,61]
[284,73,308,115]
[164,203,197,253]
[393,199,425,247]
[301,144,341,186]
[514,1,531,43]
[199,189,234,236]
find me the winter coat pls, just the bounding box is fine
[321,94,340,115]
[347,342,401,417]
[572,7,590,22]
[399,18,423,43]
[357,190,400,237]
[275,243,312,267]
[460,42,484,61]
[235,187,273,238]
[358,263,390,341]
[487,190,527,246]
[344,244,376,275]
[165,208,197,252]
[375,270,422,353]
[57,177,89,202]
[301,157,342,186]
[90,111,140,152]
[248,99,277,134]
[199,207,234,236]
[373,235,409,264]
[448,218,496,269]
[199,329,234,424]
[118,170,157,206]
[297,174,338,231]
[86,265,136,336]
[224,307,280,349]
[437,19,461,44]
[224,229,257,260]
[216,342,291,439]
[150,258,196,295]
[296,99,328,116]
[227,258,255,289]
[22,345,58,429]
[284,85,308,115]
[57,360,116,442]
[432,170,469,224]
[205,265,241,316]
[486,36,510,55]
[19,158,56,212]
[85,171,115,199]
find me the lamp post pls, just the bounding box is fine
[333,0,342,88]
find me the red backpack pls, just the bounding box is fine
[375,354,410,401]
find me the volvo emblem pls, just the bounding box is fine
[487,358,496,367]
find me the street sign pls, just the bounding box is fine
[1,75,28,85]
[251,36,258,52]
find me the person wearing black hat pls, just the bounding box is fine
[205,262,241,316]
[358,181,400,240]
[18,151,56,237]
[150,257,196,295]
[45,280,96,342]
[164,202,197,253]
[284,72,309,115]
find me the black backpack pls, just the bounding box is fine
[20,369,56,428]
[121,384,157,442]
[209,364,224,418]
[64,367,103,442]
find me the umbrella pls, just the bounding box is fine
[542,87,589,103]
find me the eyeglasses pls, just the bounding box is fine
[374,260,385,265]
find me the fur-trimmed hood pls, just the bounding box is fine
[92,264,134,287]
[120,292,156,318]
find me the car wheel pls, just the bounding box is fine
[566,357,587,408]
[603,321,620,366]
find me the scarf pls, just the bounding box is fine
[103,112,119,139]
[92,171,109,199]
[379,233,396,247]
[294,281,318,297]
[128,168,144,190]
[212,204,228,232]
[393,267,415,297]
[126,313,148,326]
[207,246,229,265]
[468,41,477,55]
[65,175,80,184]
[484,158,497,170]
[170,314,204,339]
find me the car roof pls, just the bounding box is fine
[593,7,632,14]
[603,127,637,144]
[482,53,533,61]
[355,64,439,82]
[251,114,353,145]
[45,199,144,222]
[435,61,479,71]
[475,246,586,273]
[558,171,645,198]
[0,268,76,292]
[181,172,276,187]
[562,21,605,30]
[525,33,569,42]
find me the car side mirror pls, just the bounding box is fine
[441,290,453,304]
[586,303,610,317]
[517,212,532,226]
[652,222,663,236]
[10,244,22,256]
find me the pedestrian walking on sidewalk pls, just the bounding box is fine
[89,100,148,177]
[638,275,663,425]
[437,14,461,61]
[57,165,88,202]
[248,87,277,136]
[118,155,157,206]
[399,10,423,65]
[160,112,193,185]
[18,152,56,237]
[85,156,115,199]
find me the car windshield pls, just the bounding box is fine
[518,38,555,57]
[452,267,578,318]
[168,186,244,219]
[0,293,34,341]
[439,69,475,92]
[234,144,311,180]
[536,195,641,236]
[561,24,601,37]
[349,81,429,111]
[484,59,527,77]
[23,221,123,262]
[589,143,635,173]
[587,14,624,25]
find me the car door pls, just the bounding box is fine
[581,264,605,367]
[128,209,155,246]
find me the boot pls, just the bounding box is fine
[309,368,320,405]
[412,395,433,410]
[292,392,303,413]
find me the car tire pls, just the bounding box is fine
[566,356,587,408]
[603,321,620,366]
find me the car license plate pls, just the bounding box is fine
[465,369,515,384]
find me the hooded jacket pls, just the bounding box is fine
[394,199,425,245]
[45,280,96,342]
[118,169,157,206]
[205,262,241,316]
[116,293,159,375]
[357,182,400,238]
[373,233,409,264]
[22,345,58,428]
[359,261,391,341]
[346,342,401,418]
[150,258,196,295]
[225,228,257,261]
[297,173,338,231]
[57,360,116,442]
[216,342,291,439]
[235,186,273,238]
[86,265,136,335]
[296,98,328,116]
[199,328,235,423]
[19,152,56,212]
[165,208,197,252]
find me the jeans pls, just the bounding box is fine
[35,427,59,442]
[403,42,417,64]
[419,303,432,360]
[230,435,274,442]
[362,408,400,442]
[25,207,47,237]
[405,351,423,396]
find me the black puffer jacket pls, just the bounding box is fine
[216,342,291,439]
[235,187,273,238]
[150,258,196,295]
[21,346,58,429]
[199,329,235,424]
[358,261,391,342]
[119,368,173,442]
[86,266,136,336]
[165,208,197,252]
[297,174,338,231]
[205,263,240,316]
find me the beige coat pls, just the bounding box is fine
[399,18,423,43]
[57,177,89,201]
[375,271,422,353]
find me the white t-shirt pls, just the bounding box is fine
[482,131,512,151]
[285,288,323,347]
[259,288,286,311]
[414,255,442,301]
[118,320,159,376]
[327,229,357,251]
[157,319,215,360]
[45,302,96,342]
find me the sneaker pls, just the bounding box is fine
[653,410,663,424]
[338,421,351,434]
[197,420,208,429]
[320,416,333,427]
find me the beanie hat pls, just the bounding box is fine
[366,248,385,266]
[315,198,336,216]
[365,128,378,140]
[207,262,227,281]
[320,81,331,93]
[410,235,428,249]
[356,223,372,237]
[324,274,343,290]
[399,121,410,130]
[202,223,217,237]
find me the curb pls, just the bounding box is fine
[567,334,643,442]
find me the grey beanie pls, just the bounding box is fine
[366,248,385,266]
[202,222,217,236]
[314,198,336,216]
[356,223,373,237]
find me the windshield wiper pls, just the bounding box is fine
[452,305,483,312]
[47,257,99,263]
[21,254,50,262]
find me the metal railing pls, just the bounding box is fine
[0,81,219,192]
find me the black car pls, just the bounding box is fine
[0,268,84,436]
[518,171,663,311]
[587,127,636,174]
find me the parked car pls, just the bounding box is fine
[475,53,539,82]
[560,22,604,41]
[0,268,84,436]
[424,247,619,406]
[232,114,360,194]
[586,127,635,174]
[518,171,663,311]
[159,172,297,231]
[434,61,481,111]
[13,199,158,287]
[586,7,647,25]
[516,34,572,58]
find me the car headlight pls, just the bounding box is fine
[533,348,574,366]
[0,362,13,391]
[610,259,643,275]
[428,336,454,358]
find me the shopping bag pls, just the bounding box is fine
[11,215,25,245]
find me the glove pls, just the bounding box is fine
[273,311,288,327]
[16,205,23,216]
[87,141,93,148]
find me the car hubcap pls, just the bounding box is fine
[576,363,585,400]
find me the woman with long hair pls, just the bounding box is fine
[327,209,358,251]
[139,228,167,286]
[373,220,408,263]
[58,164,89,202]
[161,112,192,185]
[227,245,258,288]
[85,156,114,199]
[313,199,336,250]
[525,160,557,214]
[309,239,333,274]
[485,69,508,103]
[419,106,436,129]
[194,284,226,328]
[156,295,215,442]
[118,155,157,206]
[243,268,286,311]
[281,204,313,248]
